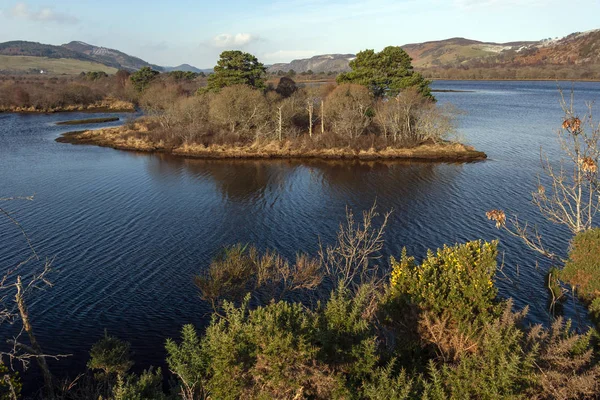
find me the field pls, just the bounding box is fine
[0,55,117,75]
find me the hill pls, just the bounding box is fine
[163,64,204,73]
[0,41,94,62]
[0,55,117,75]
[267,54,354,74]
[62,41,163,72]
[0,40,163,74]
[402,30,600,69]
[401,37,536,68]
[265,30,600,79]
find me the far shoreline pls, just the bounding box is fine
[0,98,136,114]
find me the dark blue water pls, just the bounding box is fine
[1,80,599,382]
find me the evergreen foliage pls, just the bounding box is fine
[204,50,267,92]
[130,67,160,92]
[337,46,433,99]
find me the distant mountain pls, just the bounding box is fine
[267,54,355,74]
[62,41,163,72]
[0,41,94,62]
[401,37,537,68]
[265,30,600,77]
[402,30,600,68]
[163,64,203,73]
[2,29,599,77]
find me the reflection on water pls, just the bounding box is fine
[1,81,600,383]
[144,154,463,205]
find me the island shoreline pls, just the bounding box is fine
[56,128,488,163]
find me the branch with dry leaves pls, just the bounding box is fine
[487,90,600,264]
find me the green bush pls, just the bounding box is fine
[88,331,134,377]
[389,240,500,327]
[167,296,352,399]
[130,67,160,93]
[112,368,165,400]
[0,363,21,400]
[560,228,600,299]
[166,285,385,399]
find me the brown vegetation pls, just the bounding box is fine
[56,117,119,126]
[57,79,486,162]
[0,74,137,113]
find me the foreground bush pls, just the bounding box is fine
[162,239,600,399]
[561,228,600,299]
[5,205,598,398]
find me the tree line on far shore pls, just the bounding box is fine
[1,46,458,152]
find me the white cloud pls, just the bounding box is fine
[262,50,318,63]
[9,2,78,24]
[211,33,258,48]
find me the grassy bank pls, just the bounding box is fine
[56,124,487,162]
[0,55,118,75]
[0,97,135,113]
[56,116,120,125]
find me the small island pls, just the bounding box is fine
[56,116,120,125]
[57,125,485,162]
[57,47,486,162]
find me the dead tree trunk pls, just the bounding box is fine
[307,100,314,138]
[276,106,283,141]
[320,100,325,134]
[15,276,54,399]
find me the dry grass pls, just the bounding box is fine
[0,97,135,113]
[56,123,486,162]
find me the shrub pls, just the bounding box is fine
[165,324,209,400]
[389,240,500,326]
[0,363,21,400]
[112,368,166,400]
[208,85,270,140]
[167,286,384,399]
[130,67,160,92]
[194,244,322,311]
[167,298,348,399]
[12,86,30,107]
[560,228,600,299]
[275,76,298,98]
[88,331,134,377]
[324,84,373,140]
[361,361,416,400]
[422,304,529,399]
[85,71,109,81]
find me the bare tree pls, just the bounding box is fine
[1,196,69,399]
[306,99,315,138]
[325,84,373,140]
[318,203,391,291]
[487,91,600,260]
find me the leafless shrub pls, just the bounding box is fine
[318,202,391,291]
[488,90,600,260]
[374,87,426,145]
[418,312,479,363]
[194,244,323,312]
[208,85,270,141]
[525,318,600,399]
[325,84,373,140]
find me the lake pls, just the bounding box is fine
[1,80,599,381]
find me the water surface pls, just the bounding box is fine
[1,80,599,379]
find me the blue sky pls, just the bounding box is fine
[0,0,599,68]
